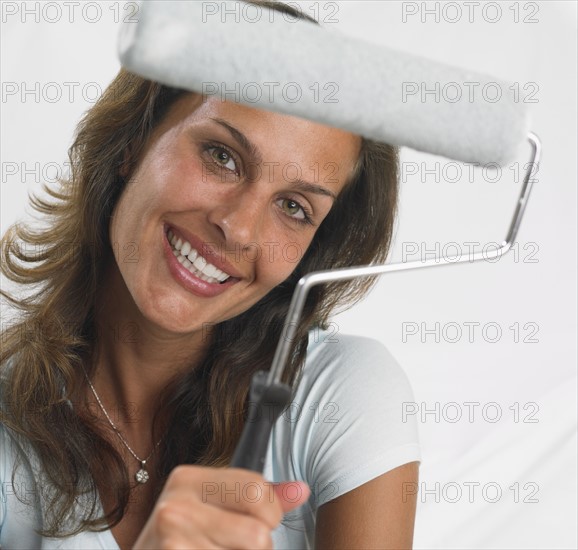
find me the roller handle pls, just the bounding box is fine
[230,371,292,472]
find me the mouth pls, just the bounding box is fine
[168,228,232,284]
[163,223,241,296]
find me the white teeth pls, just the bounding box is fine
[181,241,191,256]
[193,256,207,271]
[167,228,232,283]
[187,249,198,263]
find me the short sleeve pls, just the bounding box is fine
[0,424,43,549]
[289,331,421,509]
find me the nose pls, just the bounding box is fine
[207,188,266,256]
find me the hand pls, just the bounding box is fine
[133,465,310,549]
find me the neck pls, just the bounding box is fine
[82,258,209,443]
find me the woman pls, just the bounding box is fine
[0,1,420,548]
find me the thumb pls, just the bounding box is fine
[273,481,310,513]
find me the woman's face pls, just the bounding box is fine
[109,94,361,334]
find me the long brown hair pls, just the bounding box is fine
[0,0,398,537]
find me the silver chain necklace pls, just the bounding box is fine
[82,368,162,484]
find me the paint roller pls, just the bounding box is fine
[116,0,541,472]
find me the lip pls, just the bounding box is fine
[162,223,242,298]
[164,223,243,279]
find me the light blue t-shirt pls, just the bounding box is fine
[0,330,421,549]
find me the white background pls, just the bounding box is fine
[1,1,576,548]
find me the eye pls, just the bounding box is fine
[276,198,314,226]
[207,146,237,172]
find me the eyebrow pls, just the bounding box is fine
[209,117,338,202]
[291,179,337,201]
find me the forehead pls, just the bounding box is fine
[161,94,362,186]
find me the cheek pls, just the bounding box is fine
[254,240,307,288]
[161,154,231,211]
[109,186,139,248]
[113,154,203,234]
[129,133,202,208]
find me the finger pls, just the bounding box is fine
[154,491,273,550]
[137,499,225,550]
[167,466,283,529]
[200,505,274,550]
[272,481,311,514]
[159,537,222,550]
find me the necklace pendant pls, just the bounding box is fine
[135,468,149,484]
[135,461,149,484]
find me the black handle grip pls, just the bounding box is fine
[230,371,292,472]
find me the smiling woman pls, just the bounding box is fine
[0,1,419,549]
[112,93,363,329]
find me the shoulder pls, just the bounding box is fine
[0,368,33,491]
[0,359,44,548]
[282,327,421,508]
[0,425,44,549]
[301,326,416,403]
